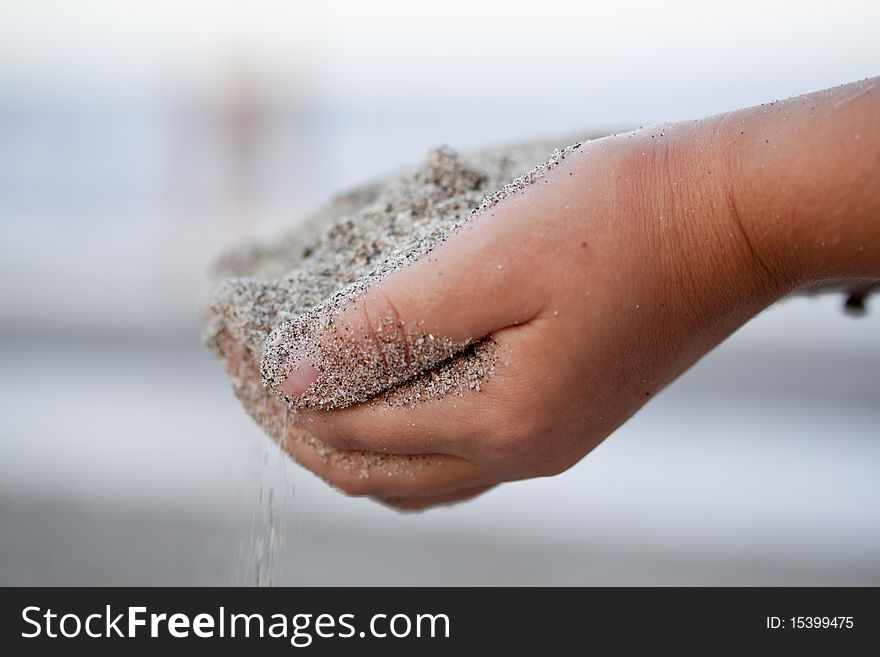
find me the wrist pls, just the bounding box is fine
[709,80,880,289]
[636,120,790,325]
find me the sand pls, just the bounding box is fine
[204,135,595,421]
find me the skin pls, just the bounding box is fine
[277,78,880,510]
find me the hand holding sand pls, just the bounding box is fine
[209,79,879,510]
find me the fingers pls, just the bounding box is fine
[288,323,542,461]
[212,293,535,504]
[266,198,549,407]
[292,367,495,457]
[284,428,492,498]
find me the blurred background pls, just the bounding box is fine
[1,0,878,585]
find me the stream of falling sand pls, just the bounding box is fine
[237,406,293,586]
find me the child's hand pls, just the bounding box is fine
[272,79,879,510]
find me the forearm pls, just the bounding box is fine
[714,78,880,287]
[585,79,879,363]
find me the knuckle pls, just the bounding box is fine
[325,421,358,451]
[322,294,412,402]
[350,419,388,450]
[302,410,403,459]
[491,403,544,461]
[334,415,390,453]
[365,293,411,370]
[483,400,575,479]
[302,417,353,451]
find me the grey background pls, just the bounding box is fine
[1,0,878,585]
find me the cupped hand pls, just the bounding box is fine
[276,125,783,509]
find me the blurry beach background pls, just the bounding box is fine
[1,0,879,585]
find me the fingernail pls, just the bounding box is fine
[280,352,320,397]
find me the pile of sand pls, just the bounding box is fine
[204,135,594,431]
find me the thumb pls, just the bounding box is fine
[262,210,544,409]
